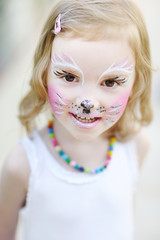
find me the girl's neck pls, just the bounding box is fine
[52,119,110,170]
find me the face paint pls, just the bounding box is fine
[97,57,134,85]
[48,84,69,116]
[105,92,130,123]
[51,53,85,85]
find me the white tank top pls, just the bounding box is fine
[20,130,138,240]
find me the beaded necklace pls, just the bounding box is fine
[48,120,116,174]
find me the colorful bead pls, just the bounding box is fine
[48,120,116,174]
[49,133,54,139]
[51,138,58,146]
[66,158,71,163]
[70,161,76,167]
[59,151,64,156]
[79,167,84,172]
[48,128,53,134]
[55,145,62,152]
[108,151,112,156]
[62,154,68,160]
[75,165,80,170]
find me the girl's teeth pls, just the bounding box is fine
[74,114,97,123]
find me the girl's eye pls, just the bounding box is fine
[101,77,126,88]
[102,79,117,87]
[53,70,78,83]
[64,74,76,82]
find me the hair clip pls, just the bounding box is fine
[54,14,62,35]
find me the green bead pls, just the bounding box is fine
[49,133,54,138]
[110,142,115,147]
[66,158,71,163]
[84,168,90,173]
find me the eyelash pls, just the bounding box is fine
[53,70,79,83]
[101,76,127,88]
[53,70,127,87]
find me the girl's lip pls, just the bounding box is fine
[70,112,101,118]
[69,113,101,129]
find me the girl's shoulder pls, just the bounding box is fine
[1,143,30,209]
[3,143,30,190]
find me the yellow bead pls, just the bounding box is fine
[48,120,53,125]
[110,137,116,142]
[108,151,112,156]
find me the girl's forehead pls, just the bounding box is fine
[51,36,135,68]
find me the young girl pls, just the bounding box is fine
[0,0,152,239]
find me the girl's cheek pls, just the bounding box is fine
[105,91,130,123]
[48,85,69,117]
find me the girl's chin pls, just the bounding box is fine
[53,114,112,141]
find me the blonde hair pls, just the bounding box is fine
[19,0,152,140]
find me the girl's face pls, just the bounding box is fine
[47,36,135,141]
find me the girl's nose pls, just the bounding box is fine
[76,97,99,107]
[75,97,99,113]
[80,100,94,114]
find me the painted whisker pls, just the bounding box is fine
[55,111,64,115]
[56,93,68,106]
[54,105,66,110]
[55,102,64,107]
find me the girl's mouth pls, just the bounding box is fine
[69,113,101,129]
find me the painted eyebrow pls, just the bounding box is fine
[96,57,134,84]
[51,53,85,85]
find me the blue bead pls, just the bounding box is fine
[62,154,68,160]
[75,165,80,170]
[109,146,113,151]
[100,167,104,171]
[79,167,84,172]
[48,128,53,133]
[59,151,64,156]
[95,169,100,173]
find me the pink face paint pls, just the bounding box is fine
[97,57,134,85]
[48,85,69,117]
[105,91,130,123]
[112,57,134,73]
[62,53,74,64]
[51,53,85,85]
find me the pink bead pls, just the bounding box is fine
[51,138,58,146]
[105,160,110,166]
[107,156,111,160]
[70,161,76,167]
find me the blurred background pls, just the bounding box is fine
[0,0,160,239]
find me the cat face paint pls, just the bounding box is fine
[48,84,69,117]
[96,57,134,86]
[48,37,135,140]
[105,92,130,124]
[51,53,85,86]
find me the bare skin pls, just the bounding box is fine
[0,127,149,240]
